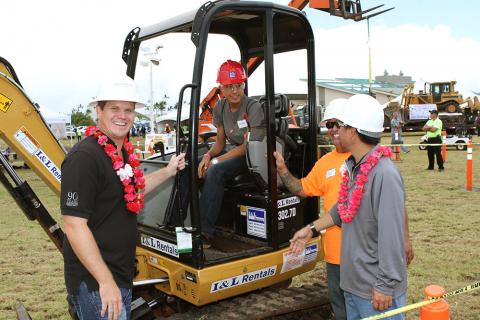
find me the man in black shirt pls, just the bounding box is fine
[61,77,185,320]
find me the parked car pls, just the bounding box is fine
[65,125,76,138]
[76,126,87,134]
[419,134,471,151]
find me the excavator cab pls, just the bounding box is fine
[121,0,320,311]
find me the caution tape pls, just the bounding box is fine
[317,142,479,148]
[361,280,480,320]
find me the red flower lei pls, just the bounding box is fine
[86,126,145,214]
[337,146,392,223]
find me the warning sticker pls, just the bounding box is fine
[280,243,318,274]
[247,207,267,239]
[0,93,13,112]
[281,251,305,273]
[239,205,247,216]
[303,243,318,264]
[14,127,40,154]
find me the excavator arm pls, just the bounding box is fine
[290,0,394,21]
[0,57,65,251]
[0,60,65,194]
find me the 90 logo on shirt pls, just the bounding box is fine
[66,191,79,207]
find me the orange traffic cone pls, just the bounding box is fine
[442,130,447,162]
[466,139,473,191]
[136,141,141,158]
[149,142,154,156]
[393,128,400,161]
[395,145,400,161]
[420,285,449,320]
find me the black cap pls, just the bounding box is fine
[429,109,438,114]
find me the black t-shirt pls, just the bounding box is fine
[60,136,137,294]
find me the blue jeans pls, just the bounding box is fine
[390,128,409,153]
[70,282,132,320]
[344,291,405,320]
[326,263,347,320]
[200,155,247,236]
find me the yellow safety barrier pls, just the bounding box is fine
[361,281,480,320]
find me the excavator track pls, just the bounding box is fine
[165,282,331,320]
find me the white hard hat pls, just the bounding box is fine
[338,94,384,138]
[89,76,145,109]
[321,98,347,124]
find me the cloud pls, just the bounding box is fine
[313,22,480,96]
[1,0,206,114]
[2,1,480,115]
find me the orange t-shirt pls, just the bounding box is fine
[301,149,350,265]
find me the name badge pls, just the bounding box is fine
[237,119,248,129]
[326,168,336,178]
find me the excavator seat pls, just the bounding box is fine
[218,94,305,245]
[226,94,295,193]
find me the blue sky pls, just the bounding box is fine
[306,0,479,41]
[2,0,479,115]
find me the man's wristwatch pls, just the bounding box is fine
[211,158,219,165]
[309,222,320,238]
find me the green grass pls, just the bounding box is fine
[1,136,480,319]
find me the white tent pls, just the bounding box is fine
[39,107,70,139]
[156,108,191,122]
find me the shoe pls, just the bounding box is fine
[438,168,444,172]
[404,150,410,154]
[202,234,213,249]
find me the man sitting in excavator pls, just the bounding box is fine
[196,60,264,248]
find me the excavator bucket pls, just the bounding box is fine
[309,0,394,21]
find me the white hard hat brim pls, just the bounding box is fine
[88,99,145,109]
[321,98,348,125]
[339,94,384,135]
[89,77,146,109]
[356,129,383,138]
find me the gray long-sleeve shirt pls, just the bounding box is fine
[330,147,407,299]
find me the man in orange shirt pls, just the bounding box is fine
[274,98,349,319]
[274,99,413,320]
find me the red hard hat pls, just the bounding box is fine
[216,60,247,85]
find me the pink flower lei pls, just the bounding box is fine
[337,146,392,223]
[85,126,145,214]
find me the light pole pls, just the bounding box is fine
[141,45,163,134]
[367,17,372,94]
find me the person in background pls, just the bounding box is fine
[475,114,480,137]
[390,111,409,153]
[422,109,444,171]
[198,60,264,248]
[289,94,408,320]
[61,77,185,320]
[76,127,82,142]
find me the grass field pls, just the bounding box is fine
[1,136,479,319]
